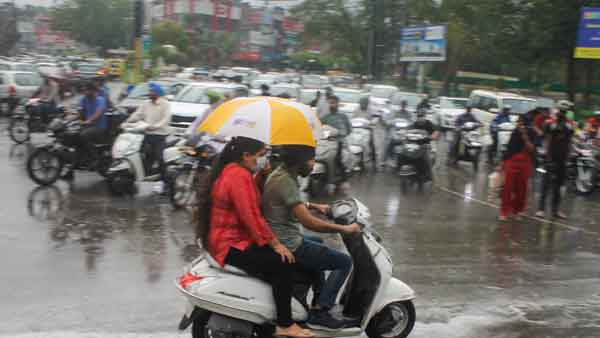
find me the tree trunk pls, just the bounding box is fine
[584,60,593,109]
[566,54,577,103]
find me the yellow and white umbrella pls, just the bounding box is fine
[198,96,321,147]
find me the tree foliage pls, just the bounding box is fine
[151,20,189,53]
[50,0,132,53]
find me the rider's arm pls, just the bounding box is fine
[126,104,144,123]
[293,204,352,234]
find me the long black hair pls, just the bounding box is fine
[194,137,266,249]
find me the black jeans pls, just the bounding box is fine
[81,127,107,154]
[143,134,166,180]
[488,134,498,163]
[225,245,295,327]
[335,140,348,182]
[538,161,567,214]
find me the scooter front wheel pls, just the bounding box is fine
[366,301,415,338]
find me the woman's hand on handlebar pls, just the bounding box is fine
[342,223,361,235]
[272,243,295,264]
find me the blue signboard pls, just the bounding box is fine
[399,25,447,62]
[575,7,600,59]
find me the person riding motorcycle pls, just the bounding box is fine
[382,100,413,165]
[123,82,172,183]
[410,108,439,181]
[449,105,481,165]
[320,95,352,185]
[262,145,360,329]
[488,105,513,163]
[38,76,61,123]
[585,111,600,139]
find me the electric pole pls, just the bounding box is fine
[368,0,384,81]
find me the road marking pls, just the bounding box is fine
[435,184,599,235]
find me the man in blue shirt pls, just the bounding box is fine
[80,82,108,155]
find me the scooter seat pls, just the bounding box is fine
[206,255,249,276]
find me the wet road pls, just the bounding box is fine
[1,116,600,338]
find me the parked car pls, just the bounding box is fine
[432,96,469,131]
[169,82,249,136]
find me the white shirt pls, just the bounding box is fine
[126,97,172,135]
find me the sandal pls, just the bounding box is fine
[276,324,315,338]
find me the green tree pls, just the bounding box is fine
[50,0,132,53]
[151,20,189,53]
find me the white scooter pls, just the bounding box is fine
[176,198,416,338]
[347,118,376,172]
[106,121,161,195]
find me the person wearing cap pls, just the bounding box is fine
[488,105,513,164]
[448,105,481,165]
[124,82,172,183]
[585,111,600,139]
[536,101,575,219]
[262,145,360,330]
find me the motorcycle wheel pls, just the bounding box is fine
[170,169,198,209]
[366,301,416,338]
[27,148,63,186]
[575,167,595,195]
[9,119,30,144]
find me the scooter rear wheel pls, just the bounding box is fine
[9,119,30,144]
[366,301,415,338]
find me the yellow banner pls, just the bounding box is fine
[574,47,600,59]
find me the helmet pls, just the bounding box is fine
[557,100,572,110]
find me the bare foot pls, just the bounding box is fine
[276,323,315,338]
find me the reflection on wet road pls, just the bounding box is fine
[0,129,599,338]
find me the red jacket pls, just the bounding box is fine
[208,163,275,266]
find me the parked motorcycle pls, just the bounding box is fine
[26,115,113,186]
[572,140,599,195]
[452,122,483,171]
[9,98,65,144]
[176,198,416,338]
[308,126,356,196]
[107,121,166,195]
[347,117,376,172]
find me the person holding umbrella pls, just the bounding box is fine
[194,97,323,338]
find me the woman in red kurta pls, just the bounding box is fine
[499,116,536,221]
[198,136,313,338]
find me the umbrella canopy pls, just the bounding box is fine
[198,96,321,147]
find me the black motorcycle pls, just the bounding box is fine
[26,111,125,186]
[392,129,433,189]
[9,98,65,144]
[167,142,218,209]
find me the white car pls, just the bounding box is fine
[333,87,367,116]
[169,82,249,136]
[0,62,37,73]
[389,91,425,115]
[468,90,537,144]
[431,96,469,130]
[300,74,330,89]
[0,71,43,105]
[366,84,399,106]
[270,83,302,100]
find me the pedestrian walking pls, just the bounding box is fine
[536,102,575,219]
[499,115,535,221]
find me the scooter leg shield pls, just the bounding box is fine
[373,278,416,314]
